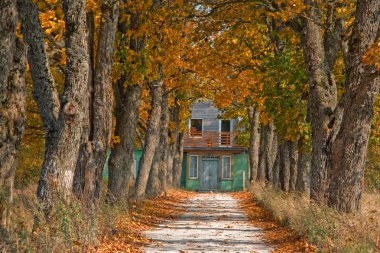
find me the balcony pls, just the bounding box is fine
[183,131,244,149]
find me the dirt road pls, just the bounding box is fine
[143,193,273,253]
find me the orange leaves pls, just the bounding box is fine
[363,39,380,70]
[91,190,195,253]
[39,9,65,40]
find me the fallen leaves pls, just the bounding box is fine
[233,192,317,253]
[91,189,195,252]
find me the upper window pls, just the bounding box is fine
[189,155,198,179]
[222,156,231,179]
[221,120,231,145]
[190,119,202,136]
[221,120,231,132]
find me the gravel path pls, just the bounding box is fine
[143,193,273,253]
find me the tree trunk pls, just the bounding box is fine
[158,93,170,192]
[271,137,280,188]
[73,1,119,209]
[17,0,60,132]
[166,142,174,187]
[0,0,26,225]
[37,0,89,209]
[147,88,169,195]
[17,0,62,207]
[134,80,163,199]
[248,107,260,182]
[295,138,311,195]
[288,140,299,192]
[298,1,339,203]
[265,124,277,182]
[167,98,180,188]
[108,84,142,201]
[258,123,275,181]
[173,132,184,188]
[328,0,380,212]
[279,141,291,191]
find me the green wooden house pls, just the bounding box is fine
[103,100,249,192]
[181,100,249,192]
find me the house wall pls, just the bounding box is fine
[183,152,249,192]
[190,100,238,132]
[102,149,143,181]
[232,153,249,191]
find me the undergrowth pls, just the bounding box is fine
[0,187,193,253]
[251,183,380,253]
[0,185,126,253]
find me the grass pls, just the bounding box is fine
[0,186,194,253]
[249,183,380,253]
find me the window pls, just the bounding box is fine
[222,156,231,179]
[220,120,231,145]
[190,119,202,136]
[189,155,198,179]
[221,120,231,132]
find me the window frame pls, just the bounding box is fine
[222,155,232,179]
[189,155,199,179]
[189,118,203,137]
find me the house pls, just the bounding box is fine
[180,100,249,192]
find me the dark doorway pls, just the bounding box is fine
[221,120,231,145]
[221,120,231,132]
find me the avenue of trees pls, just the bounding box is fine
[0,0,379,249]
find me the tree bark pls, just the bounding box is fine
[17,0,60,132]
[297,0,341,203]
[73,1,119,209]
[36,0,89,209]
[167,98,180,188]
[258,123,275,181]
[133,79,163,199]
[265,124,277,182]
[0,0,26,226]
[147,88,169,195]
[328,0,380,212]
[17,0,62,208]
[248,107,260,182]
[279,140,291,191]
[107,5,145,203]
[295,138,311,195]
[173,132,184,188]
[271,137,280,188]
[288,140,299,192]
[108,84,142,201]
[158,94,170,192]
[257,124,266,181]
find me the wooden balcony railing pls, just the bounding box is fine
[184,131,242,148]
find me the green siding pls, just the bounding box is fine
[102,149,143,180]
[220,180,233,191]
[233,153,249,191]
[186,179,200,191]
